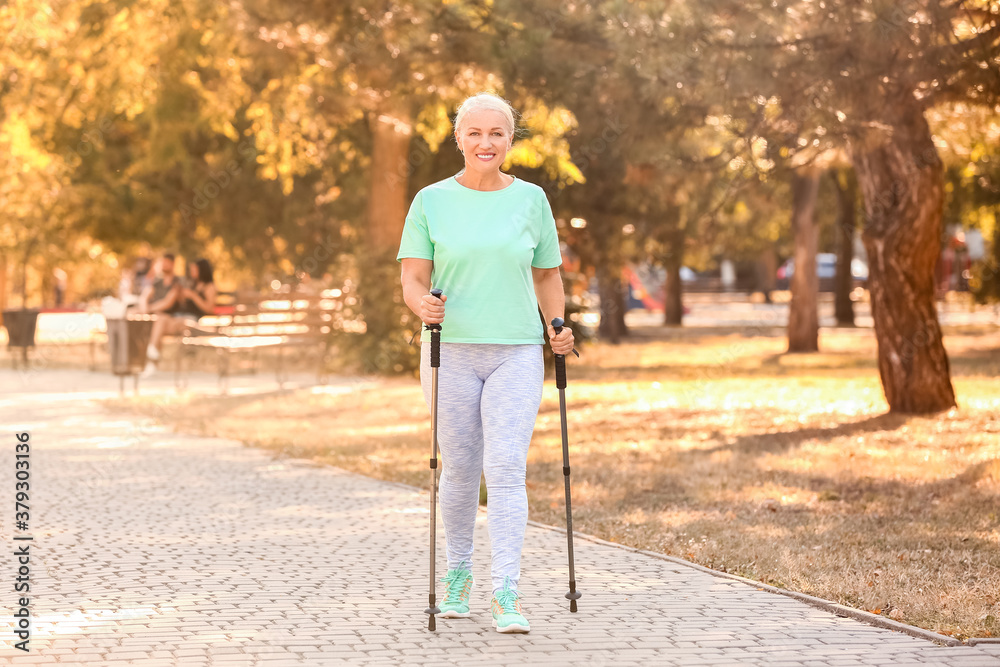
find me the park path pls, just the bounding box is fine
[2,368,999,666]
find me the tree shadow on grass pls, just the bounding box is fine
[532,404,911,463]
[758,457,1000,508]
[699,412,911,458]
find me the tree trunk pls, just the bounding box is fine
[358,94,416,373]
[756,246,777,303]
[832,169,857,326]
[787,167,821,352]
[663,255,684,326]
[849,104,956,413]
[365,95,413,253]
[597,264,627,343]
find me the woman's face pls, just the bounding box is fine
[454,108,513,176]
[189,263,199,281]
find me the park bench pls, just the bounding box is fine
[175,289,345,391]
[88,291,237,373]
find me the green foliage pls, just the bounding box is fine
[352,248,421,376]
[3,0,998,373]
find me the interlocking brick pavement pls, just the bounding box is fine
[2,369,999,666]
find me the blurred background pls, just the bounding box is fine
[1,0,998,403]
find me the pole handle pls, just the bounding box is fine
[427,288,443,368]
[550,317,580,359]
[550,317,569,389]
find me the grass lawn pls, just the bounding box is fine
[106,325,1000,639]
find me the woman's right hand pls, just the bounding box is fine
[420,292,446,325]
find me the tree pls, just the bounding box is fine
[499,0,748,334]
[492,0,636,343]
[787,166,821,352]
[930,102,1000,303]
[693,0,1000,412]
[831,168,859,326]
[0,0,120,308]
[294,0,544,371]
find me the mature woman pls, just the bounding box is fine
[396,92,574,633]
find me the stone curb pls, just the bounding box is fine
[287,457,989,649]
[966,638,1000,646]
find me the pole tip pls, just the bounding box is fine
[425,605,440,631]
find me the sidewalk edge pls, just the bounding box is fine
[524,517,963,647]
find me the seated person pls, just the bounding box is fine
[142,257,217,376]
[174,258,217,321]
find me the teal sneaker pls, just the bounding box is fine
[439,561,474,618]
[490,576,530,633]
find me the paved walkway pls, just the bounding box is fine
[2,368,999,666]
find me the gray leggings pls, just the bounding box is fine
[420,341,544,595]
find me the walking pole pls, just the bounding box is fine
[425,287,444,631]
[551,317,582,612]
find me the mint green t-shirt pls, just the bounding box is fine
[395,173,563,344]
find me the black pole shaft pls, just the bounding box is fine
[425,288,444,630]
[551,317,582,612]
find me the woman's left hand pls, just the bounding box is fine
[546,323,575,356]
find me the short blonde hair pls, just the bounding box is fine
[453,92,522,152]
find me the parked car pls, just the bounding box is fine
[776,253,868,291]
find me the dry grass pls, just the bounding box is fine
[106,326,1000,639]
